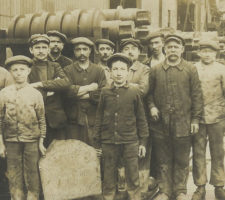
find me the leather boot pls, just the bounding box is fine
[215,186,225,200]
[191,185,206,200]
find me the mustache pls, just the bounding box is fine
[168,53,179,57]
[77,55,88,59]
[128,53,134,57]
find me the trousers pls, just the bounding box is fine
[102,142,140,200]
[152,135,191,197]
[5,141,40,200]
[192,120,225,186]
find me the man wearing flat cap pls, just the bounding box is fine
[95,39,115,86]
[64,37,106,146]
[191,40,225,200]
[94,53,148,200]
[144,31,165,68]
[28,34,70,147]
[147,34,203,200]
[47,30,72,68]
[0,55,46,200]
[120,38,150,97]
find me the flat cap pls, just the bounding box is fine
[146,31,164,42]
[120,38,143,50]
[28,34,50,46]
[95,39,115,49]
[107,53,132,68]
[5,55,33,69]
[199,40,219,51]
[165,34,185,46]
[47,30,67,43]
[71,37,94,47]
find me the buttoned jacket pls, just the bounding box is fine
[147,59,203,137]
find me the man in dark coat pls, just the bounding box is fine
[147,34,203,200]
[47,30,72,68]
[28,34,70,147]
[64,37,106,146]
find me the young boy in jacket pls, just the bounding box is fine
[94,53,149,200]
[0,56,46,200]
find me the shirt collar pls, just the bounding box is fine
[110,81,129,89]
[163,58,184,71]
[74,61,91,72]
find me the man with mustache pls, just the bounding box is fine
[28,34,70,147]
[95,39,115,86]
[147,34,203,200]
[144,31,165,68]
[64,37,106,146]
[192,40,225,200]
[47,30,72,68]
[120,38,150,96]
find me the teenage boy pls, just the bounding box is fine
[192,40,225,200]
[0,55,46,200]
[94,53,149,200]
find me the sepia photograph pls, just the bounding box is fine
[0,0,224,200]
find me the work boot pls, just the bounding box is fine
[215,186,225,200]
[154,193,169,200]
[176,193,188,200]
[191,186,206,200]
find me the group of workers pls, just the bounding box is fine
[0,29,224,200]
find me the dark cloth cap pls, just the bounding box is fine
[5,55,33,69]
[107,53,132,68]
[47,30,67,43]
[95,39,115,49]
[146,31,164,41]
[29,34,50,46]
[71,37,94,47]
[120,38,143,50]
[165,34,185,46]
[199,40,219,51]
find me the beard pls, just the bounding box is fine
[51,46,60,53]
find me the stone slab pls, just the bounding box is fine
[39,140,102,200]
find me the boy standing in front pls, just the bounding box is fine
[0,56,46,200]
[94,53,149,200]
